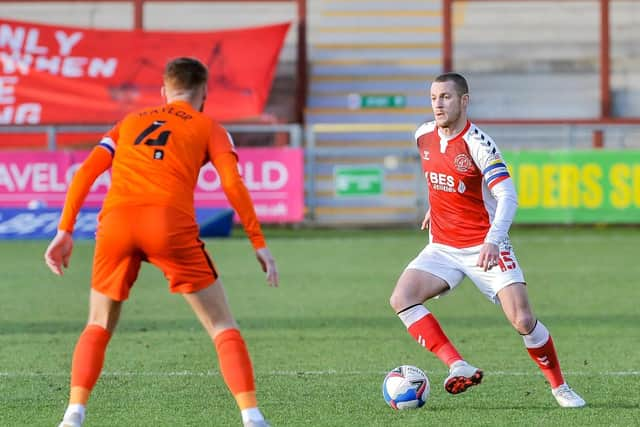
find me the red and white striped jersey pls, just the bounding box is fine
[416,120,512,248]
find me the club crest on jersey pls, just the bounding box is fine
[454,153,472,172]
[423,150,430,160]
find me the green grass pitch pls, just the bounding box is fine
[1,227,639,426]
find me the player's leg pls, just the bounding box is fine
[390,246,483,394]
[390,269,462,366]
[59,290,123,427]
[497,283,585,408]
[182,282,269,427]
[143,207,270,426]
[59,208,141,427]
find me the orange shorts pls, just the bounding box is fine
[92,205,218,301]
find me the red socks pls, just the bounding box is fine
[398,305,463,367]
[523,321,565,388]
[399,306,566,389]
[214,328,257,409]
[69,324,112,404]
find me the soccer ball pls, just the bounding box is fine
[382,365,430,410]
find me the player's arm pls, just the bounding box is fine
[476,178,517,271]
[44,133,116,276]
[211,151,279,287]
[469,131,518,270]
[485,178,518,245]
[57,146,113,233]
[421,207,431,230]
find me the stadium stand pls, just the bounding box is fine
[2,1,639,123]
[455,1,640,119]
[306,0,441,125]
[2,1,640,226]
[302,0,640,223]
[304,1,443,224]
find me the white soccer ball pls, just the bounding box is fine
[382,365,430,410]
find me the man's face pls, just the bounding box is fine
[430,81,467,128]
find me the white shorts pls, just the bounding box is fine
[405,240,526,304]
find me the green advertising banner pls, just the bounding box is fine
[334,166,383,197]
[503,150,640,223]
[347,94,407,109]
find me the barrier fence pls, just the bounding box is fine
[0,123,302,150]
[2,121,640,226]
[305,122,640,225]
[0,124,304,239]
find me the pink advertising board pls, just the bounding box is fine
[0,147,304,223]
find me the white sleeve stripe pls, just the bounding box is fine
[485,167,509,178]
[486,171,510,186]
[482,162,507,174]
[99,137,115,149]
[225,131,236,149]
[98,137,115,156]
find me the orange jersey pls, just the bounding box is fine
[59,100,265,249]
[101,100,233,218]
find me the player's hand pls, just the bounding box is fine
[420,209,431,230]
[256,247,279,287]
[477,242,500,272]
[44,230,74,276]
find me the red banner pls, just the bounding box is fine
[0,18,290,124]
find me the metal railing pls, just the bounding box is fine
[304,121,640,224]
[0,123,303,150]
[3,120,640,225]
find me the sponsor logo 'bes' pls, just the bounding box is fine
[428,172,455,187]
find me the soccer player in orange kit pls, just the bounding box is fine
[44,57,278,427]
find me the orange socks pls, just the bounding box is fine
[69,324,112,405]
[522,321,565,388]
[398,305,463,367]
[214,328,257,409]
[67,326,257,410]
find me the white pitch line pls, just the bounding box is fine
[511,235,639,243]
[1,370,639,378]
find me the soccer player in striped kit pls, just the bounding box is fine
[389,72,585,408]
